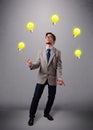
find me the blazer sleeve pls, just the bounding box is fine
[56,50,62,80]
[30,50,41,70]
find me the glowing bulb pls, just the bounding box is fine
[74,49,82,59]
[26,22,35,32]
[73,27,81,37]
[50,14,60,25]
[18,42,26,51]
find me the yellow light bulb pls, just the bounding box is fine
[73,27,81,37]
[50,14,60,25]
[26,22,35,32]
[74,49,82,59]
[18,42,26,51]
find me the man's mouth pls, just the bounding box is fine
[46,42,51,45]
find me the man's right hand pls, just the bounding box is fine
[27,59,33,67]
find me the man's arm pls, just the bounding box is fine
[57,50,65,86]
[57,50,62,79]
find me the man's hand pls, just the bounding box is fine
[57,79,65,86]
[27,59,33,67]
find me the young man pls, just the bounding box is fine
[27,32,65,126]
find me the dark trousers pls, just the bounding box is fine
[29,80,56,118]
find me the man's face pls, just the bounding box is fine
[45,34,54,45]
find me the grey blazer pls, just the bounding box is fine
[30,47,62,86]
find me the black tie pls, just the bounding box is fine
[47,49,51,62]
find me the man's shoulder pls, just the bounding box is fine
[54,47,61,53]
[37,47,45,55]
[39,47,45,52]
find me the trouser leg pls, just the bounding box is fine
[29,83,45,118]
[44,85,56,115]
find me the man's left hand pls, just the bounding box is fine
[57,79,65,86]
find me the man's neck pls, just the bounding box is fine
[46,44,53,49]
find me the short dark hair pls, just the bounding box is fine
[46,32,56,41]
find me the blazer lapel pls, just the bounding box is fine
[42,48,47,65]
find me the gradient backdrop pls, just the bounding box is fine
[0,0,93,112]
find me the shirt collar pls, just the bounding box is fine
[46,46,54,50]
